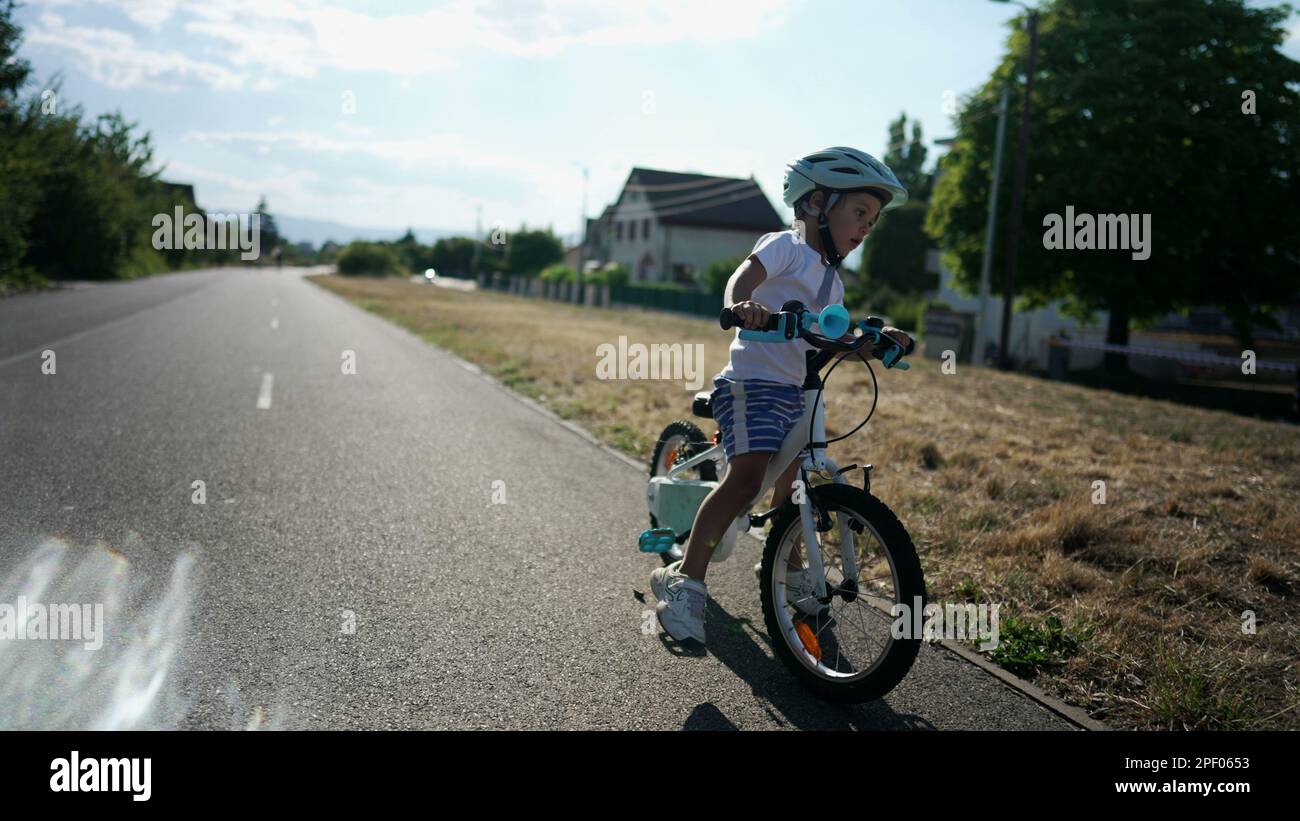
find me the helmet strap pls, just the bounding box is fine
[812,190,844,268]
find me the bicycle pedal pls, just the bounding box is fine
[638,528,677,554]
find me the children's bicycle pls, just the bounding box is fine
[640,300,926,703]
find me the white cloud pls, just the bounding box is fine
[179,128,574,194]
[158,158,508,232]
[156,158,321,208]
[121,0,181,28]
[330,120,374,138]
[38,0,794,87]
[39,0,182,28]
[25,12,247,90]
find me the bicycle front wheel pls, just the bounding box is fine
[760,483,926,703]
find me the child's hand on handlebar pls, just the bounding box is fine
[884,327,912,349]
[728,300,770,330]
[875,326,912,359]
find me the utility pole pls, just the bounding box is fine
[999,5,1038,370]
[576,165,588,304]
[473,203,482,280]
[976,85,1010,366]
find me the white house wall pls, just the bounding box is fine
[931,250,1110,370]
[603,182,782,283]
[657,224,769,284]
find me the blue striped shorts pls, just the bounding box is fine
[710,376,805,461]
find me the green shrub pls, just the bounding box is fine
[121,243,172,279]
[0,267,50,297]
[587,262,629,288]
[701,255,743,296]
[987,614,1092,678]
[621,280,694,292]
[337,242,401,276]
[540,263,577,283]
[845,281,932,333]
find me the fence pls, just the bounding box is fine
[1046,336,1300,419]
[475,273,722,318]
[609,284,721,318]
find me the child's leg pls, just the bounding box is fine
[767,455,807,570]
[679,452,771,582]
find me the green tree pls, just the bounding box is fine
[393,227,432,272]
[318,240,342,263]
[860,113,936,298]
[885,111,932,201]
[21,109,155,279]
[0,0,37,283]
[254,196,281,264]
[429,236,477,278]
[503,228,563,276]
[926,0,1300,364]
[859,200,932,295]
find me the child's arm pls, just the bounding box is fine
[725,255,771,329]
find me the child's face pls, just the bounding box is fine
[808,190,884,255]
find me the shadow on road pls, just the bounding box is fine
[657,598,934,731]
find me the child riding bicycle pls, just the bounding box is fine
[652,146,914,645]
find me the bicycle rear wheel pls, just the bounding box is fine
[760,482,926,703]
[648,420,718,566]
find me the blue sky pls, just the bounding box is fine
[15,0,1300,247]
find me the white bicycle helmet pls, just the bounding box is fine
[781,146,908,267]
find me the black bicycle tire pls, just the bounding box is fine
[648,420,719,566]
[760,482,926,703]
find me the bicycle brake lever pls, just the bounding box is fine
[881,346,911,370]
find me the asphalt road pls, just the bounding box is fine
[0,267,1081,730]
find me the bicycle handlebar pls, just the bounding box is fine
[718,300,915,369]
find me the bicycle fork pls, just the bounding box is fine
[795,467,861,603]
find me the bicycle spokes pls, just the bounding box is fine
[776,505,900,680]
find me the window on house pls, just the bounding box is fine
[616,221,623,241]
[643,218,651,239]
[629,220,637,241]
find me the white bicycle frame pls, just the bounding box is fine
[662,386,861,597]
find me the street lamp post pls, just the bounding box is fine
[992,0,1039,371]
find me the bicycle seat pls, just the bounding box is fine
[692,391,713,419]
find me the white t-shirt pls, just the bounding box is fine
[717,230,845,386]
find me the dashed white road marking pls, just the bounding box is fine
[271,317,279,330]
[257,372,274,409]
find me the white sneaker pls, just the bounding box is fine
[650,563,708,644]
[652,559,683,603]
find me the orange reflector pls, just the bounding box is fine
[665,448,677,468]
[795,620,822,661]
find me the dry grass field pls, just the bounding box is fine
[313,273,1300,730]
